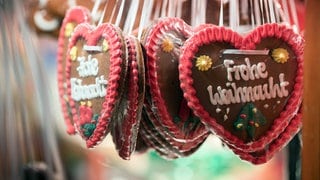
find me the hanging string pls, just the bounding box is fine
[123,0,140,34]
[229,0,239,31]
[114,0,126,27]
[268,0,276,23]
[91,0,103,22]
[138,0,155,39]
[288,0,299,32]
[249,0,255,29]
[218,0,224,26]
[108,0,120,24]
[97,0,109,26]
[263,0,271,23]
[161,0,169,18]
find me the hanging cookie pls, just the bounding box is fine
[141,18,209,149]
[65,22,128,148]
[179,23,303,152]
[110,35,145,160]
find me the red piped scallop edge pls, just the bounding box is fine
[65,23,125,148]
[179,23,303,152]
[56,6,91,135]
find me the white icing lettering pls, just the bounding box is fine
[207,74,289,106]
[71,75,108,101]
[76,55,99,77]
[224,58,268,81]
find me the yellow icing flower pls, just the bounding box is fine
[80,101,86,106]
[196,55,213,71]
[69,46,78,61]
[102,39,109,52]
[161,38,174,53]
[65,23,75,37]
[87,101,92,107]
[272,48,289,63]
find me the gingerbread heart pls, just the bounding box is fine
[65,22,128,148]
[179,23,303,152]
[57,6,91,134]
[228,110,302,164]
[141,17,209,143]
[110,35,145,160]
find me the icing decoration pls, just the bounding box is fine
[69,46,78,61]
[70,75,108,101]
[234,103,266,140]
[196,55,213,71]
[102,39,109,52]
[78,101,100,138]
[272,48,289,63]
[179,23,303,152]
[65,22,75,37]
[207,72,289,106]
[161,38,174,53]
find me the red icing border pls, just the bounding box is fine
[57,6,91,134]
[179,23,303,152]
[65,23,125,148]
[144,17,209,141]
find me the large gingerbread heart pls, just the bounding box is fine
[57,6,91,135]
[65,22,128,148]
[179,24,303,152]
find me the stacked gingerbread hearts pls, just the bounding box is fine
[57,7,145,160]
[57,6,304,163]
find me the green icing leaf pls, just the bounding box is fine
[82,123,96,137]
[93,114,99,121]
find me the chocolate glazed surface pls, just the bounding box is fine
[191,38,297,142]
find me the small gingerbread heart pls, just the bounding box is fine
[141,17,209,143]
[57,6,91,135]
[66,22,128,148]
[179,23,303,152]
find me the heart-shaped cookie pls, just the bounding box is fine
[141,17,209,142]
[110,35,145,160]
[228,110,302,164]
[179,23,303,152]
[66,22,128,148]
[57,6,91,135]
